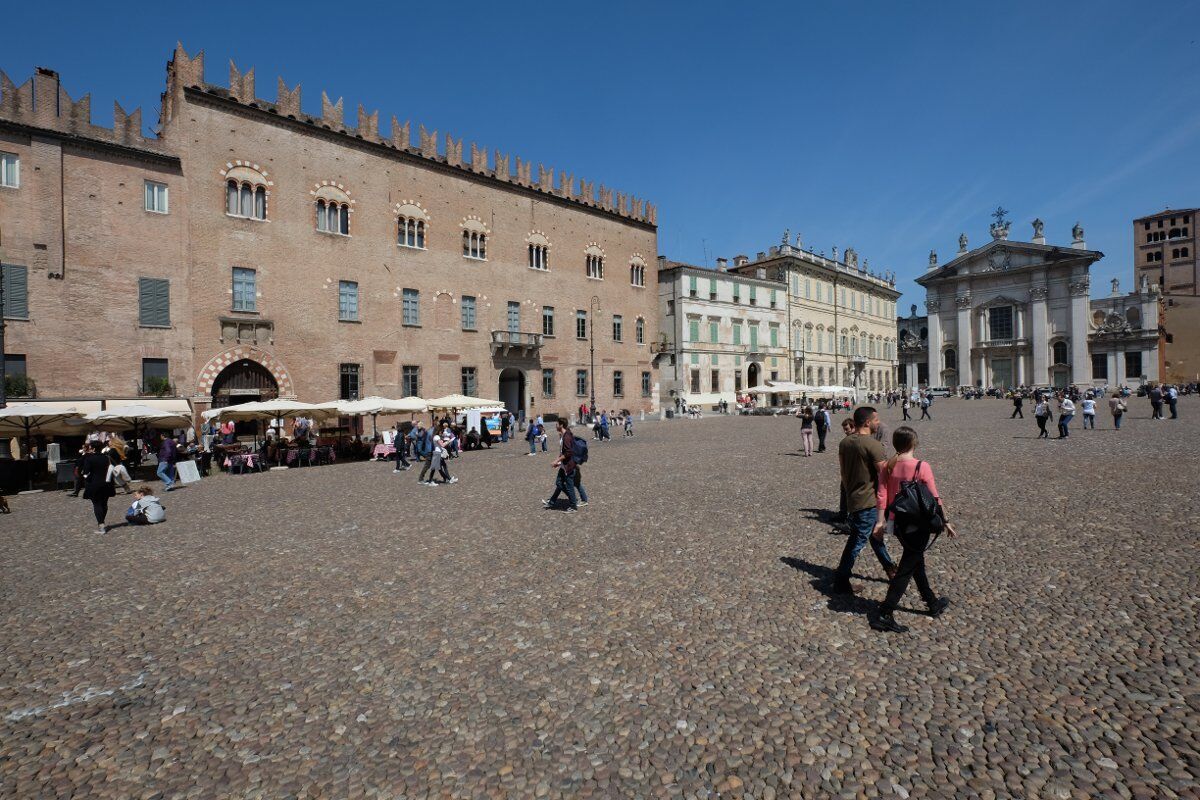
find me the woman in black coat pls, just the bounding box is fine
[79,441,115,534]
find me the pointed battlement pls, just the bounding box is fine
[0,66,171,155]
[2,44,655,224]
[164,43,655,224]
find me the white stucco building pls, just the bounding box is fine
[917,214,1160,390]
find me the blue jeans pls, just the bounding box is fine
[156,461,175,488]
[1114,413,1122,429]
[529,438,537,454]
[574,469,589,503]
[1058,413,1073,437]
[549,469,577,508]
[835,507,895,583]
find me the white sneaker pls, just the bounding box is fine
[97,525,106,535]
[393,469,403,474]
[449,477,459,484]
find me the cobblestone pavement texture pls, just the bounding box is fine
[1,399,1198,799]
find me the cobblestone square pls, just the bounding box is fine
[2,400,1198,799]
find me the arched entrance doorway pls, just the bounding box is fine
[747,362,760,388]
[498,368,526,418]
[212,359,279,436]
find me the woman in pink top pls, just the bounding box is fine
[868,426,958,633]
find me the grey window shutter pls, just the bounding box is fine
[139,277,170,327]
[2,264,29,319]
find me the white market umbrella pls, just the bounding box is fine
[87,404,193,432]
[425,394,503,411]
[208,399,338,422]
[0,404,86,487]
[337,396,429,438]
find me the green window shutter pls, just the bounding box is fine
[2,264,29,319]
[749,326,759,349]
[690,353,699,365]
[709,278,716,296]
[709,322,718,342]
[732,325,741,345]
[770,327,778,347]
[689,320,699,341]
[138,277,171,327]
[689,275,697,294]
[711,353,718,366]
[749,285,757,302]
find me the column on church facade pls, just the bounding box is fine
[1069,279,1091,385]
[956,295,974,386]
[1030,285,1049,385]
[926,300,943,387]
[1107,351,1118,387]
[1016,351,1026,386]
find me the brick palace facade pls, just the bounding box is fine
[0,45,660,420]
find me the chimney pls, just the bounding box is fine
[716,257,728,272]
[733,254,749,267]
[656,255,667,271]
[768,246,779,257]
[756,251,766,261]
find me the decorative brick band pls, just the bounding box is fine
[195,345,295,397]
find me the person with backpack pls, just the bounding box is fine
[814,401,830,453]
[1108,393,1126,430]
[544,419,584,512]
[1033,396,1053,438]
[870,425,956,632]
[918,394,932,421]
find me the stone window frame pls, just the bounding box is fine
[221,161,272,221]
[0,151,19,189]
[635,316,646,345]
[629,253,648,288]
[395,201,429,250]
[462,215,489,261]
[527,231,551,271]
[144,180,169,215]
[585,243,606,281]
[313,181,354,236]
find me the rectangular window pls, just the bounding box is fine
[733,284,740,303]
[613,370,624,397]
[770,289,777,308]
[805,278,811,299]
[612,314,623,342]
[4,354,26,378]
[1125,352,1143,379]
[732,324,742,346]
[734,372,742,392]
[141,358,169,393]
[461,295,476,330]
[709,278,717,300]
[576,369,588,396]
[138,277,170,327]
[711,369,720,392]
[543,369,555,398]
[641,371,651,397]
[0,152,18,188]
[690,370,701,393]
[339,363,361,401]
[989,306,1014,340]
[461,366,477,397]
[689,275,698,297]
[402,288,420,326]
[144,180,168,214]
[576,310,587,339]
[749,325,759,351]
[749,285,757,305]
[507,301,520,332]
[636,317,645,344]
[232,267,256,312]
[542,306,555,337]
[402,365,421,397]
[1091,352,1108,380]
[338,280,359,321]
[769,326,779,347]
[688,319,700,342]
[709,321,719,343]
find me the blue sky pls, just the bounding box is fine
[4,0,1198,311]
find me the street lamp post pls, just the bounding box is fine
[589,295,600,420]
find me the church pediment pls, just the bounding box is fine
[918,239,1103,286]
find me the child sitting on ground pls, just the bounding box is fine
[125,486,166,525]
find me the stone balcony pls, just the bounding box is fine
[490,330,544,358]
[976,337,1030,350]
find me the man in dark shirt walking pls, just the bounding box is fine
[833,406,897,594]
[1011,394,1024,418]
[544,419,579,513]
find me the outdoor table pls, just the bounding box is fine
[371,444,396,459]
[224,453,262,474]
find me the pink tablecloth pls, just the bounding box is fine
[224,453,258,470]
[372,444,396,458]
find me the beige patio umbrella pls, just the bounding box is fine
[0,404,87,487]
[86,404,193,432]
[336,396,429,438]
[425,394,502,410]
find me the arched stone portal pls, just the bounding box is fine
[747,362,761,389]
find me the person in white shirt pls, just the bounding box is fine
[1057,396,1075,439]
[1167,385,1179,419]
[1034,398,1052,438]
[1080,395,1097,429]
